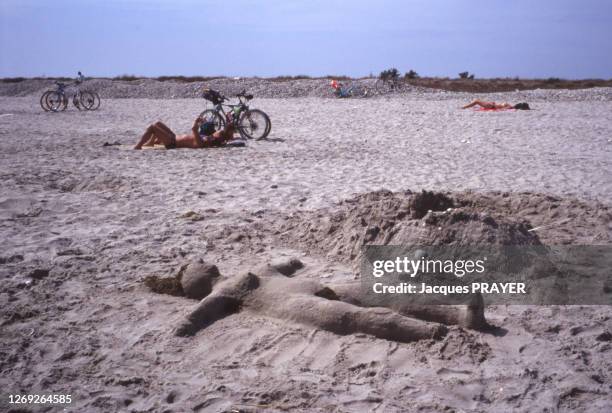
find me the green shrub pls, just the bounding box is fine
[113,74,140,81]
[1,77,26,83]
[405,70,419,79]
[380,68,399,80]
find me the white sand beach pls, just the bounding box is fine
[1,82,611,412]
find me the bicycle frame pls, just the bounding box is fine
[211,96,250,121]
[54,81,83,99]
[335,84,354,98]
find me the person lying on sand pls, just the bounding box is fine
[462,100,530,110]
[134,116,234,149]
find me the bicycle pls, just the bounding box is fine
[40,72,101,112]
[330,79,369,98]
[199,89,271,140]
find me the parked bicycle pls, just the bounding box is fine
[199,89,271,140]
[330,79,369,98]
[40,72,101,112]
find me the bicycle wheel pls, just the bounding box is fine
[89,91,101,110]
[79,91,98,110]
[258,110,272,138]
[73,95,83,111]
[46,91,66,112]
[349,84,370,98]
[264,114,272,138]
[40,91,52,111]
[237,109,271,140]
[199,109,225,131]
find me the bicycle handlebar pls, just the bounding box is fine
[55,81,80,88]
[55,72,85,88]
[236,90,253,100]
[203,89,254,104]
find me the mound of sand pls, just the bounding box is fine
[276,190,541,267]
[453,191,612,244]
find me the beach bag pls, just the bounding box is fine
[202,88,223,105]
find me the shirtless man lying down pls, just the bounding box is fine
[134,116,234,149]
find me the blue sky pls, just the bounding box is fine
[1,0,611,79]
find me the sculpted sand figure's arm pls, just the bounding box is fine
[174,272,258,336]
[174,294,240,336]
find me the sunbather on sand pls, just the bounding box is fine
[462,100,513,110]
[134,116,234,149]
[462,100,530,110]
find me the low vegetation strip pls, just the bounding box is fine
[1,76,612,99]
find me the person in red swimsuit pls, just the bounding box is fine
[462,100,530,110]
[462,100,513,110]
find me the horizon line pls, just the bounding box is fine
[3,75,612,81]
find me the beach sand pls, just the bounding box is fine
[1,89,611,412]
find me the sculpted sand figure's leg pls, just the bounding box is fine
[390,293,487,330]
[331,283,487,330]
[269,294,447,343]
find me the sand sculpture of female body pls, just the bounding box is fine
[174,259,487,343]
